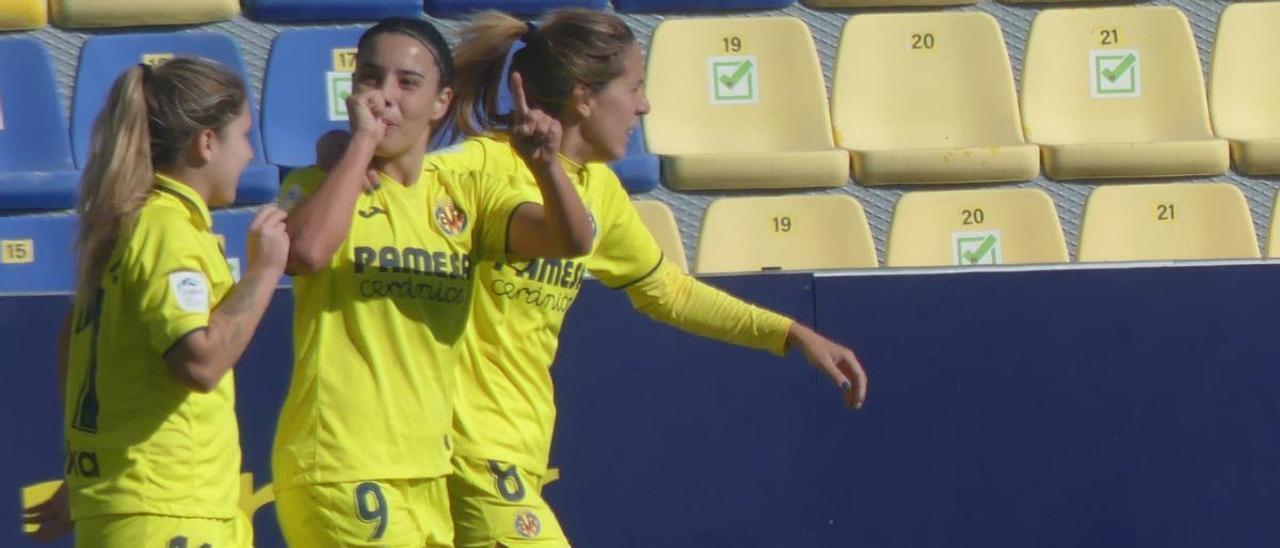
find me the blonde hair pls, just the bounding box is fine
[75,58,246,309]
[451,9,636,135]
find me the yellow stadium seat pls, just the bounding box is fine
[632,200,689,273]
[645,16,849,191]
[1021,6,1229,180]
[694,195,877,274]
[1002,0,1113,3]
[802,0,974,8]
[831,12,1039,185]
[1268,190,1280,258]
[20,480,63,535]
[0,0,46,30]
[1210,2,1280,175]
[1078,182,1259,262]
[51,0,237,28]
[885,188,1067,267]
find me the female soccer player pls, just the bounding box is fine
[431,10,871,547]
[52,58,288,547]
[271,17,593,547]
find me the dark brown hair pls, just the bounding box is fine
[451,9,636,135]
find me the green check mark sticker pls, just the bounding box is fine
[962,235,997,264]
[1100,53,1136,83]
[327,71,353,121]
[1090,49,1141,98]
[719,59,753,89]
[952,230,1003,266]
[709,55,759,105]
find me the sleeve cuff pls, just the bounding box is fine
[765,316,795,357]
[151,315,209,358]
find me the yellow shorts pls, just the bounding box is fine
[449,456,569,548]
[75,512,252,548]
[275,478,452,547]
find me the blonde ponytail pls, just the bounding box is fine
[74,58,246,310]
[75,65,153,309]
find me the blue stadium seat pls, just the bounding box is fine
[610,125,660,194]
[262,28,365,169]
[0,39,79,211]
[211,208,260,285]
[244,0,420,23]
[71,33,278,206]
[0,209,272,295]
[614,0,793,12]
[0,210,265,294]
[425,0,605,17]
[0,215,76,293]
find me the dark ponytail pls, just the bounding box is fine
[451,9,636,135]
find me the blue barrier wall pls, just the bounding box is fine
[5,264,1280,547]
[809,265,1280,548]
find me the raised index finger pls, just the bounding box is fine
[509,71,530,122]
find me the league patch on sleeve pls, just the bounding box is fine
[279,184,304,212]
[169,271,210,313]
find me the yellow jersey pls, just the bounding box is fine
[271,163,521,490]
[428,135,665,475]
[64,174,240,520]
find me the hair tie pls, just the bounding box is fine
[521,21,538,43]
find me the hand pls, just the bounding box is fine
[788,324,868,409]
[24,482,72,543]
[508,72,562,168]
[246,205,290,276]
[346,89,388,143]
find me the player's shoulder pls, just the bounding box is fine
[281,166,326,192]
[125,193,205,269]
[425,134,520,175]
[136,191,198,234]
[278,166,326,210]
[425,137,485,171]
[585,161,623,186]
[583,162,628,208]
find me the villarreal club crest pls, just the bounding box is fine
[514,510,542,538]
[435,197,468,237]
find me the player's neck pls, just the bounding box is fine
[162,166,215,207]
[372,150,426,187]
[559,125,591,166]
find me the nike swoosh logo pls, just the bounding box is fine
[358,207,387,219]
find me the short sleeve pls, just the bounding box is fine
[129,212,217,356]
[467,170,533,263]
[588,169,664,288]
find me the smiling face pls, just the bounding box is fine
[353,32,453,160]
[204,102,254,207]
[578,43,650,163]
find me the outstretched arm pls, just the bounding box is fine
[626,261,867,409]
